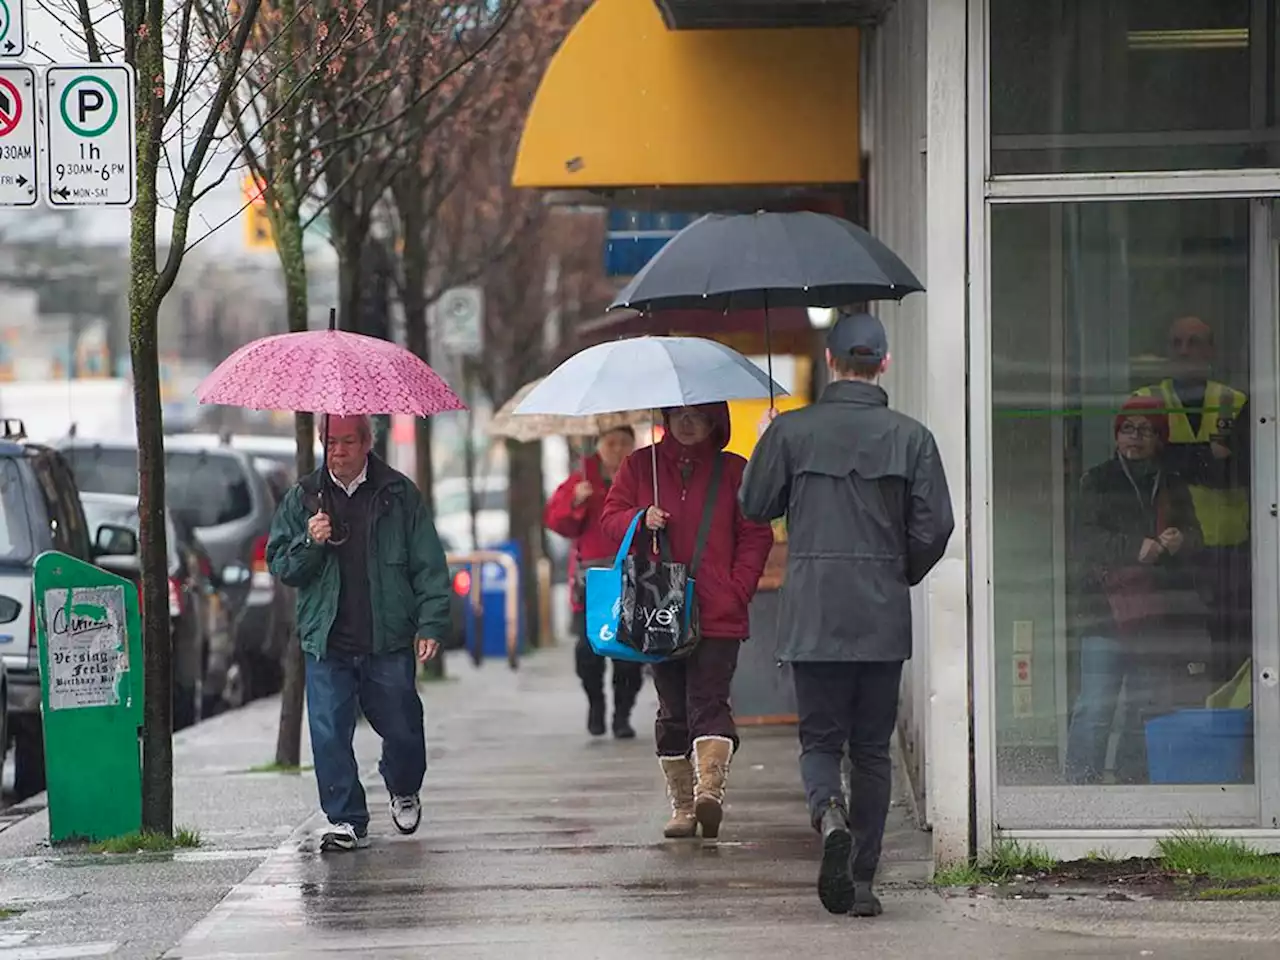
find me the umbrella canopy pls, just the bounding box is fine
[488,378,652,442]
[514,337,785,418]
[610,211,924,312]
[196,329,466,417]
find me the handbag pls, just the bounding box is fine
[585,455,724,662]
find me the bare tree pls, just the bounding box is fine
[57,0,323,834]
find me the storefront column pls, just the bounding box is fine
[924,0,972,866]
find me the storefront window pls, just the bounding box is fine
[990,199,1256,799]
[990,0,1280,174]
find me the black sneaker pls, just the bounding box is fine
[817,804,854,915]
[852,881,883,918]
[587,701,606,737]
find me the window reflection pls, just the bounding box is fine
[992,200,1255,790]
[990,0,1280,174]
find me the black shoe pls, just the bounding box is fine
[817,803,854,915]
[612,714,636,739]
[587,700,606,737]
[852,881,883,918]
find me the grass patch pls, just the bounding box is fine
[1157,829,1280,882]
[90,827,201,854]
[932,840,1058,887]
[0,907,23,920]
[245,762,313,775]
[1199,883,1280,900]
[933,861,983,887]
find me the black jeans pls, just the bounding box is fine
[573,610,644,713]
[793,660,904,883]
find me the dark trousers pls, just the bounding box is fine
[1196,545,1252,685]
[793,660,904,882]
[305,648,427,834]
[652,637,741,757]
[573,611,644,713]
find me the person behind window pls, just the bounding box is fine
[1066,397,1209,785]
[1133,317,1250,683]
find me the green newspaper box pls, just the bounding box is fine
[33,551,144,844]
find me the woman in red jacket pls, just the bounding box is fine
[544,426,644,739]
[600,403,774,841]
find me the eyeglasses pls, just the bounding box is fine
[1118,423,1157,439]
[670,407,710,424]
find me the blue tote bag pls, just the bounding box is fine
[585,511,666,664]
[585,456,723,663]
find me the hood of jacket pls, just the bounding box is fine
[659,402,731,462]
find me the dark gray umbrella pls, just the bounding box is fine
[609,211,924,313]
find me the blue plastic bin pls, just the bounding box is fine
[1144,708,1252,784]
[463,539,524,661]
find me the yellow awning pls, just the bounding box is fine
[513,0,860,190]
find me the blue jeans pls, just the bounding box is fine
[305,649,427,834]
[1064,636,1150,784]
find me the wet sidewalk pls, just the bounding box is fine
[164,648,1280,960]
[3,644,1279,959]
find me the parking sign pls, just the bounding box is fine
[43,64,137,209]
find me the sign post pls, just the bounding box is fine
[33,551,143,844]
[42,64,137,209]
[0,0,27,58]
[0,64,36,207]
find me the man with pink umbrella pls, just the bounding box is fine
[198,318,464,852]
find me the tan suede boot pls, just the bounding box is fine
[693,736,734,840]
[659,756,697,839]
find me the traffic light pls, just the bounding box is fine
[242,176,274,251]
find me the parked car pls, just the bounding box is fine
[0,419,96,798]
[80,493,238,728]
[56,436,283,702]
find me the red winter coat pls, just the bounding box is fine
[600,403,774,640]
[544,453,620,612]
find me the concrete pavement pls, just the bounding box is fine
[0,645,1278,958]
[162,648,1280,960]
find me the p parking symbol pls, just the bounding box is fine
[60,76,118,138]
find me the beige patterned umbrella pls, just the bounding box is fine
[488,378,652,442]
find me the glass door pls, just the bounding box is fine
[988,196,1278,828]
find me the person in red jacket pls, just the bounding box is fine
[544,426,644,739]
[600,403,774,841]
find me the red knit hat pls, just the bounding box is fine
[1115,396,1169,443]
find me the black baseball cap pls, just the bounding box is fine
[826,310,888,363]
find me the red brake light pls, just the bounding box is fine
[198,554,213,580]
[168,577,183,618]
[252,535,269,574]
[452,569,471,597]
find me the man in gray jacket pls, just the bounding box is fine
[740,311,954,917]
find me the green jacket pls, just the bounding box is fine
[266,457,451,659]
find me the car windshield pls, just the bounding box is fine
[165,451,253,527]
[64,445,253,528]
[63,446,138,497]
[0,458,33,562]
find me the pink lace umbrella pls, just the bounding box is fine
[195,326,466,417]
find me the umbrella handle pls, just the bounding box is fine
[650,416,659,555]
[763,293,775,409]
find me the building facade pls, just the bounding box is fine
[514,0,1279,865]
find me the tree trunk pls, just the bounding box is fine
[128,0,172,838]
[507,439,545,651]
[274,214,311,770]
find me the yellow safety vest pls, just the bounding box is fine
[1132,379,1249,548]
